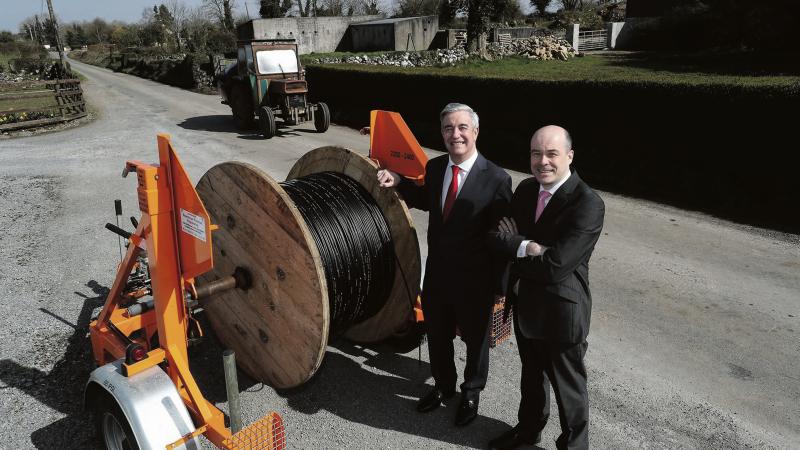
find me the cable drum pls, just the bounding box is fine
[196,147,420,389]
[281,172,395,335]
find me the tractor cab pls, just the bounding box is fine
[218,39,330,139]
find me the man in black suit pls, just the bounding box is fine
[377,103,512,426]
[489,125,604,450]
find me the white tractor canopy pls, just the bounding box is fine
[256,49,299,75]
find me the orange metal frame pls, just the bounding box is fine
[89,134,278,448]
[368,110,428,322]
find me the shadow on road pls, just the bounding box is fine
[280,339,509,449]
[0,280,108,449]
[177,115,321,140]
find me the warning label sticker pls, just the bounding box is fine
[180,209,207,242]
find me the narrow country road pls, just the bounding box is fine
[0,59,797,449]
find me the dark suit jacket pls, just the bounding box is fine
[493,171,604,343]
[398,152,512,309]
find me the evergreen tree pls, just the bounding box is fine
[530,0,551,16]
[259,0,291,18]
[439,0,457,26]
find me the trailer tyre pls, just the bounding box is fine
[315,102,330,133]
[259,106,276,139]
[93,392,140,450]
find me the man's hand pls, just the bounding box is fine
[377,169,400,188]
[525,241,548,257]
[497,217,518,235]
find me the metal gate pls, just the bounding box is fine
[578,29,607,51]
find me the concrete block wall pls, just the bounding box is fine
[351,24,395,52]
[351,16,438,52]
[393,16,438,51]
[607,22,625,49]
[238,16,381,54]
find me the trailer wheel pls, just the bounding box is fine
[93,392,139,450]
[315,102,330,133]
[259,106,276,139]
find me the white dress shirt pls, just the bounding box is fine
[441,150,479,212]
[516,169,572,257]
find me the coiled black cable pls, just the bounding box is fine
[281,172,395,335]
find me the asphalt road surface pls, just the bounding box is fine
[1,60,798,449]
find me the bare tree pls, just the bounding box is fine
[166,0,189,51]
[560,0,581,11]
[296,0,312,17]
[184,6,212,51]
[356,0,380,15]
[316,0,353,16]
[19,16,39,41]
[204,0,237,31]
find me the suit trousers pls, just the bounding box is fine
[423,296,493,398]
[516,325,589,450]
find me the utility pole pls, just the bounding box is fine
[45,0,68,74]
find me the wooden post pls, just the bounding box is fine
[45,0,68,75]
[54,80,65,122]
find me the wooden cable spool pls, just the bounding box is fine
[195,146,421,389]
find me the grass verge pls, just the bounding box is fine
[305,51,800,88]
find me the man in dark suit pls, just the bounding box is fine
[377,103,512,426]
[489,125,604,450]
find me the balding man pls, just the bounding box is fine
[378,103,511,427]
[489,125,604,450]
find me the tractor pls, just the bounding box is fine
[217,39,330,139]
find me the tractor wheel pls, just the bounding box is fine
[314,102,330,133]
[93,392,139,450]
[259,106,277,139]
[231,87,254,129]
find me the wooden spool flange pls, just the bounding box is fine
[196,146,420,389]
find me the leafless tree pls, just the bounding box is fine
[355,0,380,15]
[204,0,237,31]
[19,16,39,41]
[183,6,212,50]
[166,0,189,51]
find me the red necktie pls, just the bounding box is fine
[442,165,460,221]
[535,190,551,222]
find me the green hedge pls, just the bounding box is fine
[307,65,800,233]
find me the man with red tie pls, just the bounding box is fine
[489,125,605,450]
[377,103,512,426]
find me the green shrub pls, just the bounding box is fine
[306,65,800,233]
[552,6,605,31]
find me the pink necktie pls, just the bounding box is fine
[535,190,551,222]
[442,165,460,221]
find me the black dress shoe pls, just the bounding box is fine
[488,425,541,450]
[416,387,454,413]
[455,395,479,426]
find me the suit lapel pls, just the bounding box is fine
[535,171,580,227]
[429,156,447,221]
[455,153,487,206]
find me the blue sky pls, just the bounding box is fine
[2,0,537,34]
[3,0,218,33]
